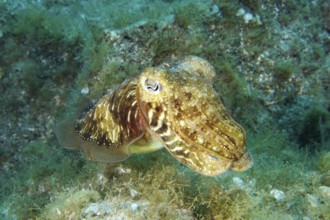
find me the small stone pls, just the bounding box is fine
[210,5,220,15]
[233,177,244,187]
[236,8,245,16]
[82,201,112,217]
[318,186,330,199]
[306,194,318,207]
[270,189,286,201]
[109,30,120,41]
[243,13,254,24]
[116,166,131,174]
[81,86,89,95]
[131,203,138,211]
[129,188,139,198]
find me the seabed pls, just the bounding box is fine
[0,0,329,219]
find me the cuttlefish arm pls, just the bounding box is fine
[162,86,253,176]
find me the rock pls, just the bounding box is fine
[130,203,138,211]
[81,86,89,95]
[270,189,286,201]
[318,186,330,199]
[210,5,220,16]
[233,177,244,187]
[318,151,330,173]
[306,194,319,207]
[82,201,112,217]
[243,13,254,24]
[320,173,330,186]
[236,8,245,16]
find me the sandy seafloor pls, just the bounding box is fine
[0,0,329,219]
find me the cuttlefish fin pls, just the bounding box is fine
[54,95,94,150]
[80,140,131,163]
[80,131,164,162]
[55,119,132,163]
[55,119,81,150]
[55,78,163,163]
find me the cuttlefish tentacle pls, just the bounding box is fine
[56,56,253,176]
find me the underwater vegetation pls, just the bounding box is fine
[0,0,329,219]
[298,105,330,150]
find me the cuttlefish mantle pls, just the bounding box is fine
[55,56,253,176]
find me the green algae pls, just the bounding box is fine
[318,152,330,173]
[40,189,101,220]
[173,3,205,28]
[298,106,330,150]
[273,61,295,85]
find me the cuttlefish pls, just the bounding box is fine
[56,56,253,176]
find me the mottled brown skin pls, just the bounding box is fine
[73,56,253,176]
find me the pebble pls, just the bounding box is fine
[210,5,220,15]
[81,86,89,95]
[270,189,286,201]
[236,8,245,16]
[233,177,244,187]
[243,13,254,24]
[319,186,330,199]
[82,202,112,216]
[306,194,318,207]
[236,8,262,25]
[116,166,131,174]
[131,203,138,211]
[129,188,139,198]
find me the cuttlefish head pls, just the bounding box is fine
[136,56,253,176]
[55,56,253,176]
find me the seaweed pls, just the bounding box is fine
[273,61,295,85]
[298,106,330,150]
[173,3,204,29]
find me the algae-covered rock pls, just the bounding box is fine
[318,151,330,173]
[40,189,100,220]
[320,173,330,186]
[298,106,329,149]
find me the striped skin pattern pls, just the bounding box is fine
[74,56,253,176]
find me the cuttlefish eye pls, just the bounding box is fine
[144,78,162,94]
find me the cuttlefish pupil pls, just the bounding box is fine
[144,79,162,93]
[55,56,253,176]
